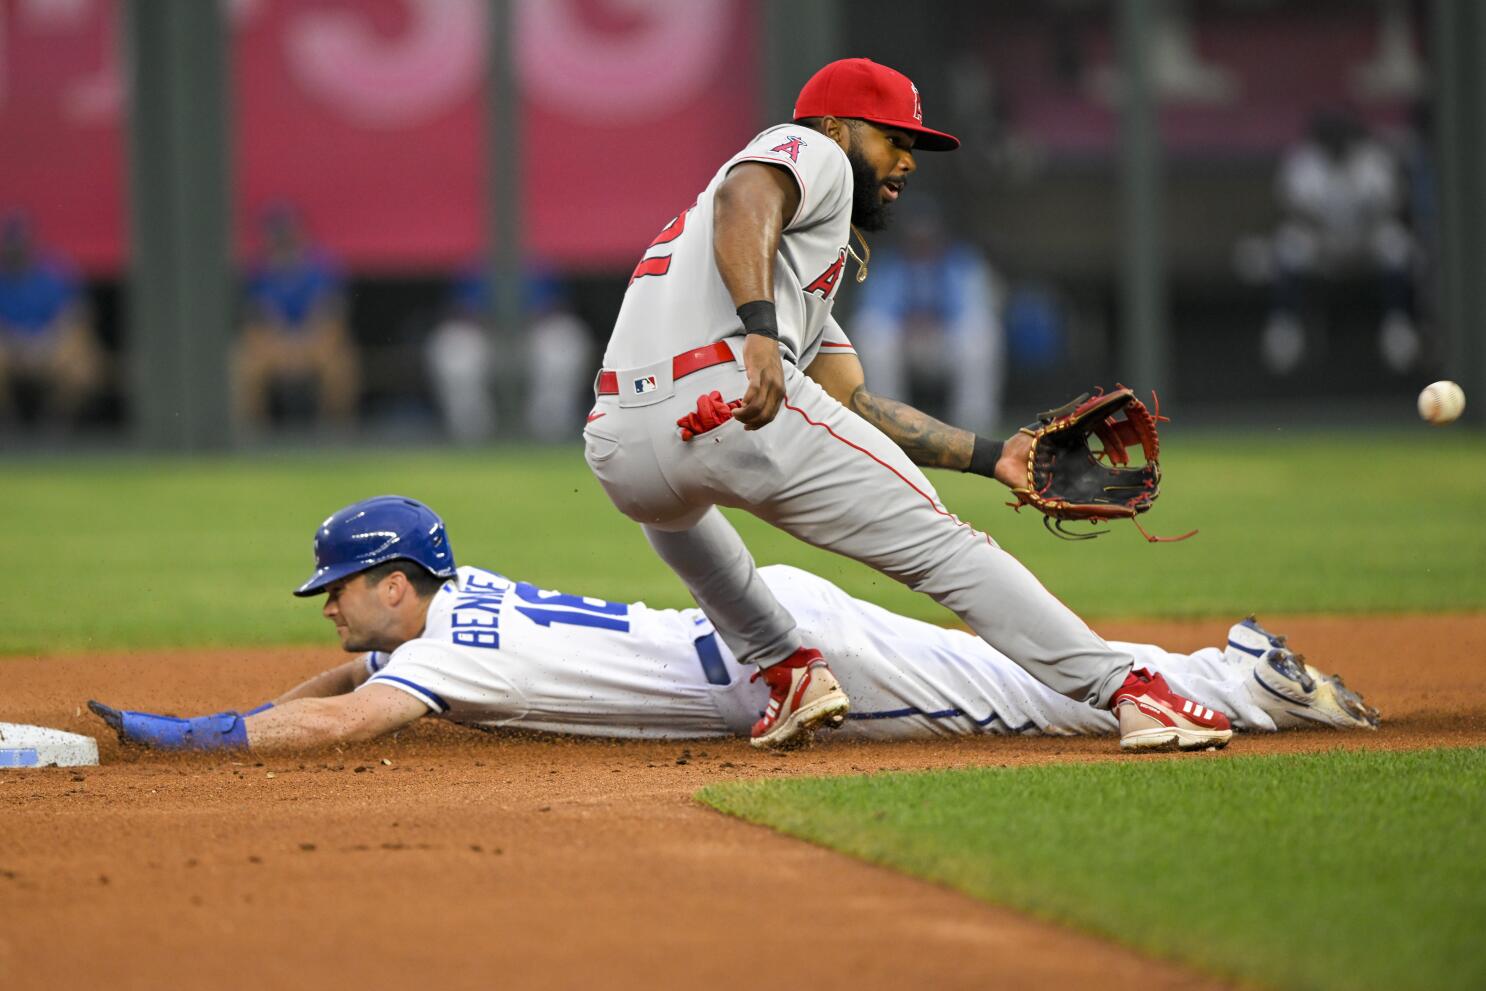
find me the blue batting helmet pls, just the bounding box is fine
[293,495,457,597]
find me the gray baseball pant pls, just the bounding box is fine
[583,339,1133,708]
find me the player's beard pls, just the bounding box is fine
[846,144,893,232]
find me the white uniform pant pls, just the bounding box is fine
[584,341,1133,709]
[728,566,1276,740]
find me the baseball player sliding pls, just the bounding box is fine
[89,497,1378,754]
[585,57,1233,750]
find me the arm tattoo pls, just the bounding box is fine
[848,386,974,470]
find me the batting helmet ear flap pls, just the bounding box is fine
[294,496,458,596]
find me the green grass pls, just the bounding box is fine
[698,747,1486,991]
[2,429,1483,652]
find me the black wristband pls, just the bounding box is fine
[965,435,1005,478]
[736,300,780,341]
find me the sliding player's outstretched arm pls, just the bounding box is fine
[89,656,429,754]
[244,685,428,752]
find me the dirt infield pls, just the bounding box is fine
[3,614,1484,991]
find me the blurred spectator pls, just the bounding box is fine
[1004,283,1068,374]
[426,268,496,444]
[0,213,104,430]
[233,205,359,432]
[1261,109,1418,375]
[852,203,1005,434]
[425,268,592,444]
[523,275,593,442]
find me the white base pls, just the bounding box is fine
[0,722,100,768]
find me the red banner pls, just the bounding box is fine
[0,0,757,274]
[0,0,126,272]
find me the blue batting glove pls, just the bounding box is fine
[87,700,250,751]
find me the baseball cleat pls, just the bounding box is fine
[1313,670,1382,730]
[1248,647,1381,731]
[1250,645,1315,703]
[1112,667,1233,752]
[749,647,850,750]
[1225,614,1288,665]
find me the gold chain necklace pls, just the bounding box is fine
[847,224,871,283]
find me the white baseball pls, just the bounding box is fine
[1417,380,1465,426]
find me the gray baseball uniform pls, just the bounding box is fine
[586,124,1135,710]
[606,125,852,369]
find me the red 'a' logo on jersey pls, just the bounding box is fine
[804,249,847,299]
[771,135,805,162]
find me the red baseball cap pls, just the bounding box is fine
[793,58,959,152]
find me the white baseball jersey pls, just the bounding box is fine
[603,124,854,370]
[360,565,746,738]
[358,565,1276,740]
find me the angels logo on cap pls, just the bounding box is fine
[792,58,958,151]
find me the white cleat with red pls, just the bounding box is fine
[1113,667,1233,752]
[749,647,850,750]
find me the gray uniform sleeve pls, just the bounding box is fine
[818,315,857,356]
[728,127,851,232]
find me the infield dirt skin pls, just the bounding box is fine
[3,614,1483,991]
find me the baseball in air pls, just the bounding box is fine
[1417,380,1465,426]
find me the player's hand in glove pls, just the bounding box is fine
[1008,386,1195,542]
[88,700,252,751]
[733,332,786,429]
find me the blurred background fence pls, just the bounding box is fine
[1,0,1481,450]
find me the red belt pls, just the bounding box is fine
[596,341,735,396]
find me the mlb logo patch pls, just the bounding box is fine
[633,375,658,395]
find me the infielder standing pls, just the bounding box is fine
[89,497,1378,754]
[585,58,1233,750]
